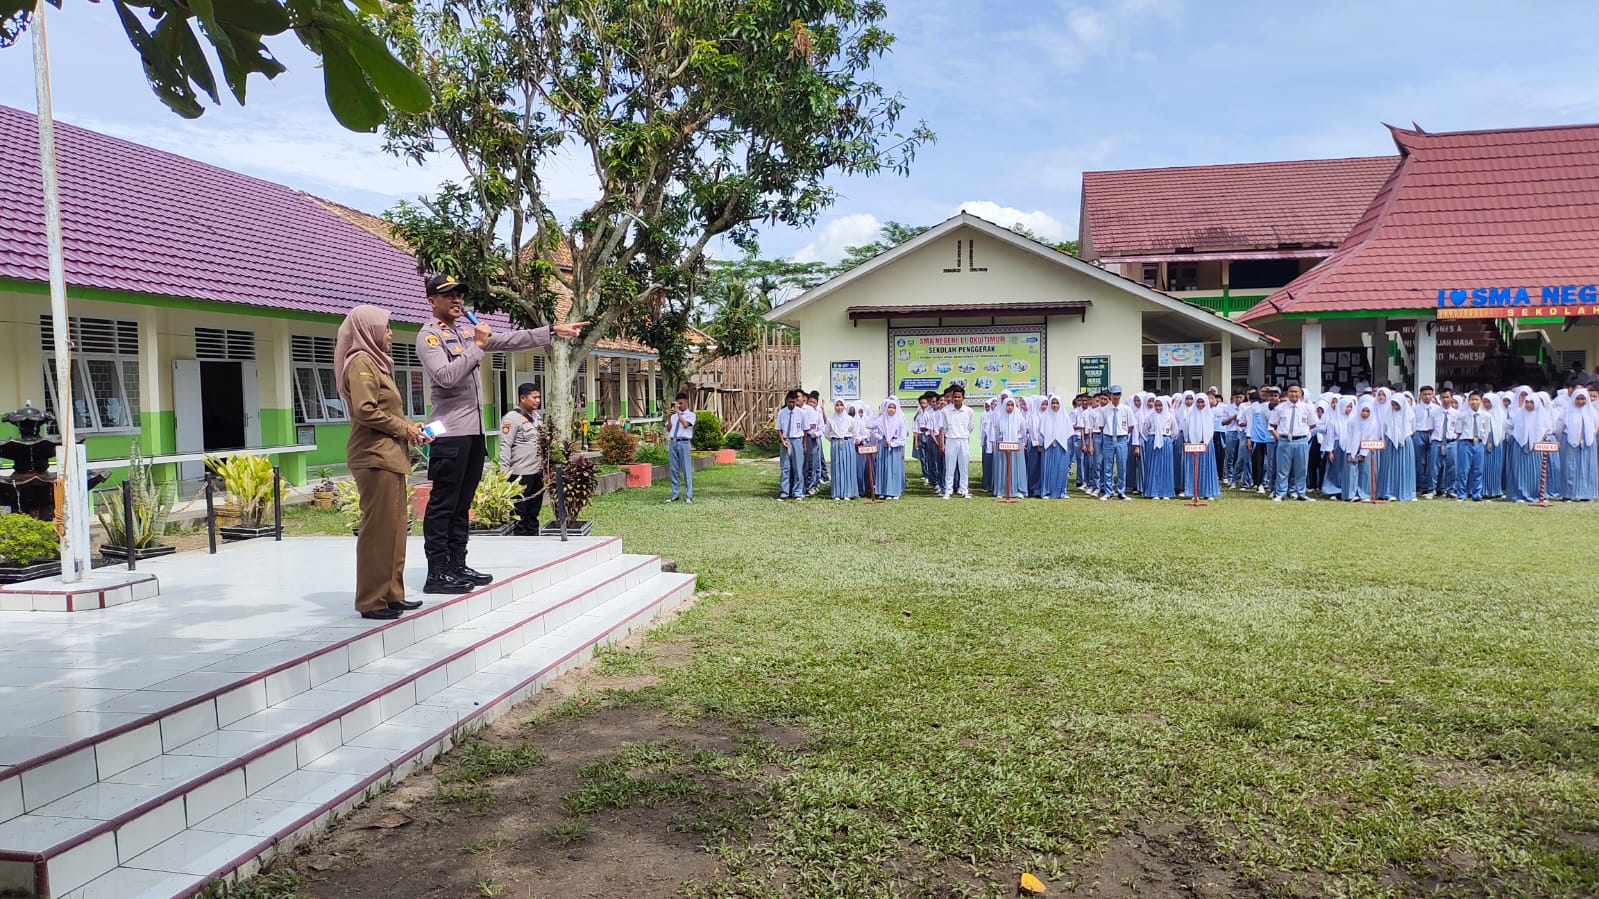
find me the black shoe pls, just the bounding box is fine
[360,608,402,620]
[423,571,473,594]
[453,564,493,586]
[389,598,423,611]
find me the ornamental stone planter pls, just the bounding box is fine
[691,454,715,472]
[410,482,432,521]
[595,471,627,495]
[623,464,653,488]
[220,525,282,542]
[0,559,61,585]
[100,544,178,563]
[651,464,669,483]
[540,519,593,537]
[469,522,517,536]
[713,449,736,464]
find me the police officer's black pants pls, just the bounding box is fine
[513,472,544,535]
[423,434,486,569]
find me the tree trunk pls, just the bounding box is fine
[548,346,577,448]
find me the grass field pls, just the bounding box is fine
[288,460,1599,896]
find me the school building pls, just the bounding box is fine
[762,213,1272,407]
[0,105,665,487]
[1082,122,1599,395]
[1236,123,1599,394]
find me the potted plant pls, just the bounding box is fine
[0,511,61,584]
[469,464,522,535]
[338,479,417,537]
[311,467,337,509]
[204,452,285,540]
[97,441,177,562]
[542,438,597,536]
[632,441,669,484]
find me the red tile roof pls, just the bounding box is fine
[0,104,513,328]
[1240,123,1599,322]
[1081,156,1397,258]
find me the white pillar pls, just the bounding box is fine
[1248,348,1266,386]
[584,356,598,419]
[1220,332,1234,393]
[647,364,657,415]
[618,358,631,419]
[1301,320,1323,396]
[1369,317,1390,386]
[1415,318,1437,391]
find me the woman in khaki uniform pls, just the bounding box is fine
[335,305,431,620]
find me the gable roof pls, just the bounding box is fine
[766,212,1272,346]
[1081,156,1397,260]
[0,104,503,327]
[1239,122,1599,322]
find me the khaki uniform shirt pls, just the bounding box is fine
[344,354,412,474]
[417,318,553,438]
[498,408,543,475]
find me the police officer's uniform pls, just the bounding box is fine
[498,392,544,535]
[418,276,552,590]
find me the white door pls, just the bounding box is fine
[241,360,262,448]
[173,359,204,481]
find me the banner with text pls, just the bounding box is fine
[892,331,1042,399]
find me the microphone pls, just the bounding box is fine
[462,308,481,326]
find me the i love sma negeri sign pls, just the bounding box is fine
[1435,285,1599,319]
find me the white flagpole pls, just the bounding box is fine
[33,3,88,582]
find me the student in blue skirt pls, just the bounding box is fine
[1141,395,1177,499]
[991,395,1029,498]
[1038,394,1071,499]
[870,398,907,499]
[826,399,860,501]
[1562,386,1598,501]
[1180,393,1220,499]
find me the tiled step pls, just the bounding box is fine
[0,547,689,897]
[0,537,622,812]
[79,571,697,899]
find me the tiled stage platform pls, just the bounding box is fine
[0,536,695,898]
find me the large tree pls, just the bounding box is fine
[379,0,932,438]
[2,0,429,130]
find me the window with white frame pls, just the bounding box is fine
[391,341,428,418]
[290,335,347,424]
[39,315,141,433]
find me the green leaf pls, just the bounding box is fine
[319,37,384,131]
[211,0,292,36]
[338,28,431,113]
[170,17,220,104]
[346,0,384,14]
[110,0,203,118]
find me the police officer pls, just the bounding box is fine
[499,383,544,535]
[417,274,586,592]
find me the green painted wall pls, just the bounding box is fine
[306,423,353,467]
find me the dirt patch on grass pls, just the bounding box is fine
[280,701,764,899]
[1055,823,1268,898]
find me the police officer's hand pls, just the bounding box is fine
[553,320,589,339]
[472,322,493,348]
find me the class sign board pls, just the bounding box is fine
[1158,343,1205,367]
[1360,440,1387,451]
[997,441,1022,452]
[1534,440,1561,453]
[856,443,880,455]
[1183,442,1209,454]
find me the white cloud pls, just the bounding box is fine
[956,201,1070,243]
[790,213,883,264]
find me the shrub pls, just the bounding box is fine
[95,441,174,549]
[723,431,746,450]
[634,442,669,465]
[472,465,523,529]
[594,423,638,465]
[204,452,285,527]
[559,444,598,521]
[0,512,58,565]
[691,410,724,451]
[748,426,782,454]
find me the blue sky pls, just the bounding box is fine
[4,0,1598,264]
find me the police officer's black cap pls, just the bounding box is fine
[425,273,465,295]
[517,382,538,398]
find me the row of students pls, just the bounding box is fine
[775,382,1598,504]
